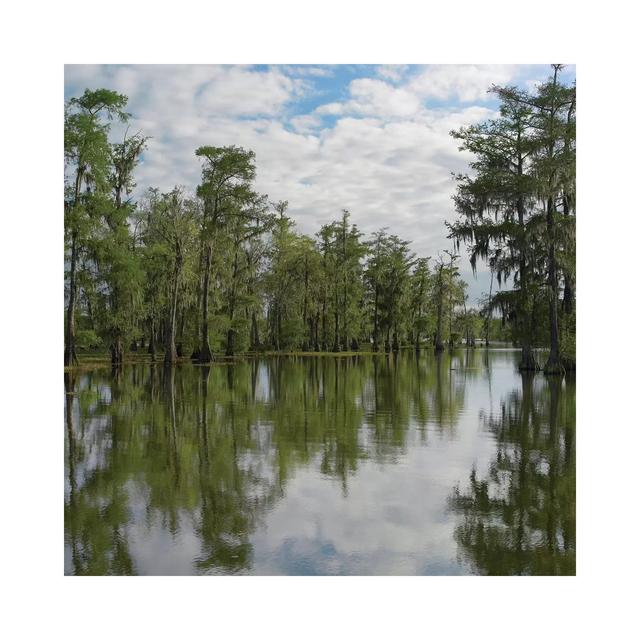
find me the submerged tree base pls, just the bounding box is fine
[64,343,79,368]
[198,344,213,364]
[110,340,125,367]
[518,347,539,372]
[543,358,565,376]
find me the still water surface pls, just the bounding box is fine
[64,349,575,575]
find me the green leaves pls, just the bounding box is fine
[449,65,575,361]
[110,132,149,207]
[69,88,129,120]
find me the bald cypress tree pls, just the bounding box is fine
[409,258,433,351]
[194,145,257,362]
[104,131,148,366]
[447,87,541,369]
[145,188,197,365]
[492,65,576,374]
[64,89,129,366]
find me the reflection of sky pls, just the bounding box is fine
[249,380,502,575]
[249,351,526,575]
[64,350,547,575]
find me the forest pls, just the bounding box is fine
[64,65,575,374]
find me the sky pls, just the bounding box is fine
[64,64,575,305]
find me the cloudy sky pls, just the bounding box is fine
[64,64,575,304]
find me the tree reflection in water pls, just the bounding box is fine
[64,351,573,575]
[449,374,575,575]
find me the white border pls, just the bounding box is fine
[2,0,638,638]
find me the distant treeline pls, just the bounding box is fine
[64,65,574,373]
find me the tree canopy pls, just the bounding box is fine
[65,65,575,376]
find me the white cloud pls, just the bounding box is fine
[315,101,344,116]
[197,66,306,116]
[64,64,549,304]
[348,78,422,117]
[284,65,334,78]
[408,64,517,102]
[290,114,323,134]
[377,64,409,83]
[66,64,306,120]
[315,78,421,119]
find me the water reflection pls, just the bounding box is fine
[449,374,576,575]
[64,350,575,575]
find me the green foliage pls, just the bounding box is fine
[75,329,103,350]
[449,375,575,574]
[560,309,576,367]
[447,65,575,367]
[65,69,575,367]
[64,89,134,365]
[65,351,480,573]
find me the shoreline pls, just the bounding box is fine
[63,343,552,372]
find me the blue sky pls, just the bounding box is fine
[64,64,575,304]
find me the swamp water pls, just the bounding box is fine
[64,349,575,575]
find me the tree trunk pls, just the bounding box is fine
[225,328,235,357]
[321,296,327,351]
[251,310,259,351]
[485,268,493,347]
[302,259,309,350]
[199,244,213,362]
[562,193,575,316]
[563,275,574,316]
[110,336,124,367]
[435,269,444,352]
[276,305,282,351]
[177,307,186,347]
[148,318,157,361]
[516,151,536,371]
[165,254,181,365]
[64,232,79,367]
[225,249,239,357]
[332,307,340,352]
[543,67,564,376]
[372,286,380,351]
[544,194,563,375]
[225,295,236,357]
